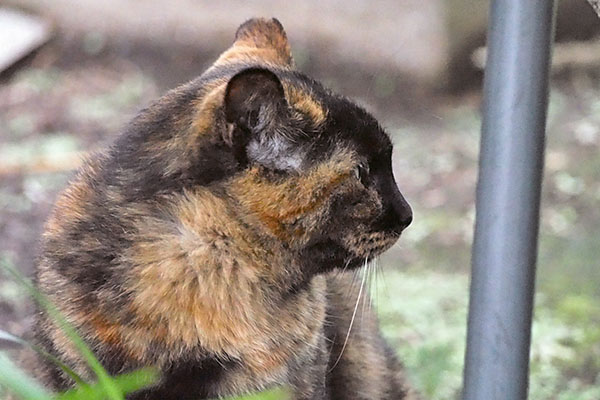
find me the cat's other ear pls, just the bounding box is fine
[234,18,294,66]
[212,18,294,68]
[224,68,287,136]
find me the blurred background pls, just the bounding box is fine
[0,1,599,399]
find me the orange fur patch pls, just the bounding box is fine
[285,85,327,126]
[190,82,228,137]
[233,18,293,66]
[43,157,99,236]
[229,150,355,244]
[122,188,327,377]
[213,46,293,70]
[210,18,293,69]
[86,312,123,347]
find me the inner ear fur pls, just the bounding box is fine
[224,68,287,133]
[223,68,288,167]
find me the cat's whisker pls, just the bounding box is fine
[379,256,392,299]
[329,257,368,373]
[360,261,370,326]
[369,257,378,312]
[363,257,377,321]
[344,267,361,301]
[334,258,353,278]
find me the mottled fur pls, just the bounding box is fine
[30,18,417,399]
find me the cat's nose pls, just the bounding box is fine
[399,213,413,230]
[394,201,412,231]
[375,195,412,234]
[379,170,412,233]
[390,186,412,232]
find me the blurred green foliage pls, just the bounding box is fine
[374,268,600,400]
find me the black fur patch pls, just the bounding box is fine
[129,356,239,400]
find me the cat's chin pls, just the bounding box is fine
[298,239,363,274]
[297,237,398,277]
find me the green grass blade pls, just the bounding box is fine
[56,368,159,400]
[105,368,158,397]
[221,387,291,400]
[0,261,123,400]
[0,330,85,386]
[0,351,53,400]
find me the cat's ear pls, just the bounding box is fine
[224,68,305,171]
[224,68,287,135]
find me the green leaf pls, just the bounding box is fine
[221,387,291,400]
[0,351,53,400]
[56,368,159,400]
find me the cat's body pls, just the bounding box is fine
[30,18,417,399]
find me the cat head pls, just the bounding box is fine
[215,18,412,271]
[111,18,411,274]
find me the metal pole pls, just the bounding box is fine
[462,1,556,399]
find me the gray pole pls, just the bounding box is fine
[462,1,556,399]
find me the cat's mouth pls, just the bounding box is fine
[299,230,401,274]
[299,238,362,273]
[343,230,401,260]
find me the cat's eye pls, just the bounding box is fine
[355,163,369,185]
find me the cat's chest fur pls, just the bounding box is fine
[128,276,329,400]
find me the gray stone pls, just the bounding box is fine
[0,8,52,73]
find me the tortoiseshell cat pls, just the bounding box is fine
[31,18,417,399]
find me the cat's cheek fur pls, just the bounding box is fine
[246,134,307,172]
[227,149,356,247]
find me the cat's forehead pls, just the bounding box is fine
[279,71,392,155]
[326,95,392,157]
